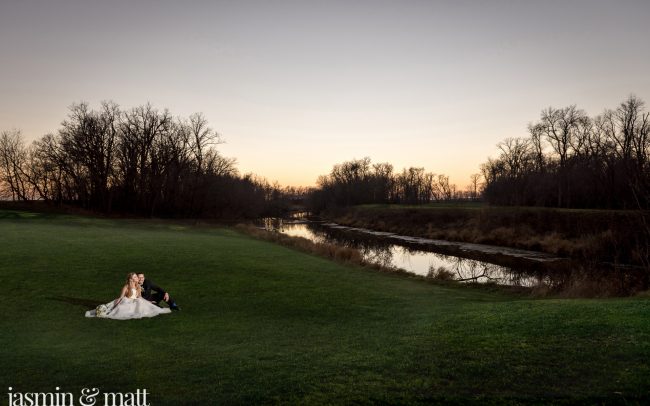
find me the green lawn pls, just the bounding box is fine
[1,210,649,404]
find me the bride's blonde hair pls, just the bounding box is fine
[125,272,141,294]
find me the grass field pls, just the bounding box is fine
[1,210,650,404]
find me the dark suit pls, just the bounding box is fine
[140,279,175,308]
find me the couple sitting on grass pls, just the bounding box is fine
[85,272,180,320]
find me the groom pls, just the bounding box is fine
[137,273,180,311]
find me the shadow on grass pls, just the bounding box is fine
[48,296,103,309]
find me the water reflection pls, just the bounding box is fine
[258,216,648,296]
[261,218,540,286]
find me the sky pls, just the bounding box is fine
[1,0,649,188]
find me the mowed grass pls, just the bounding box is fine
[1,210,650,404]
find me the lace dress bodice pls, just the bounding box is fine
[128,287,139,299]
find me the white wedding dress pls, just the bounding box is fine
[85,288,172,319]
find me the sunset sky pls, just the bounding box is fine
[1,0,649,188]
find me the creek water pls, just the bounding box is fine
[258,214,647,295]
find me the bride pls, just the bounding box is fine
[85,272,172,319]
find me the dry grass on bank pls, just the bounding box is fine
[235,224,364,265]
[328,206,649,267]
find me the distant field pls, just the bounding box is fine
[1,210,650,404]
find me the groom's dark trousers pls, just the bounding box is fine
[141,279,176,308]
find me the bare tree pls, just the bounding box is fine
[538,105,587,206]
[616,95,649,168]
[528,122,546,172]
[188,113,222,174]
[437,174,452,200]
[497,137,533,178]
[117,103,173,214]
[0,129,29,200]
[541,105,585,166]
[372,162,394,203]
[469,173,482,199]
[483,96,649,210]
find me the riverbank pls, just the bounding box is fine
[244,220,648,297]
[236,223,535,296]
[324,204,650,268]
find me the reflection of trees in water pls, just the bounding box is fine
[505,270,542,287]
[309,222,542,285]
[429,254,505,283]
[309,223,392,249]
[361,245,394,268]
[261,217,282,231]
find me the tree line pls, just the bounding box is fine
[481,95,649,209]
[307,157,477,210]
[4,96,647,216]
[0,101,291,218]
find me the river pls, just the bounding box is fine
[258,214,647,296]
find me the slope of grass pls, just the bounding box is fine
[1,210,649,404]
